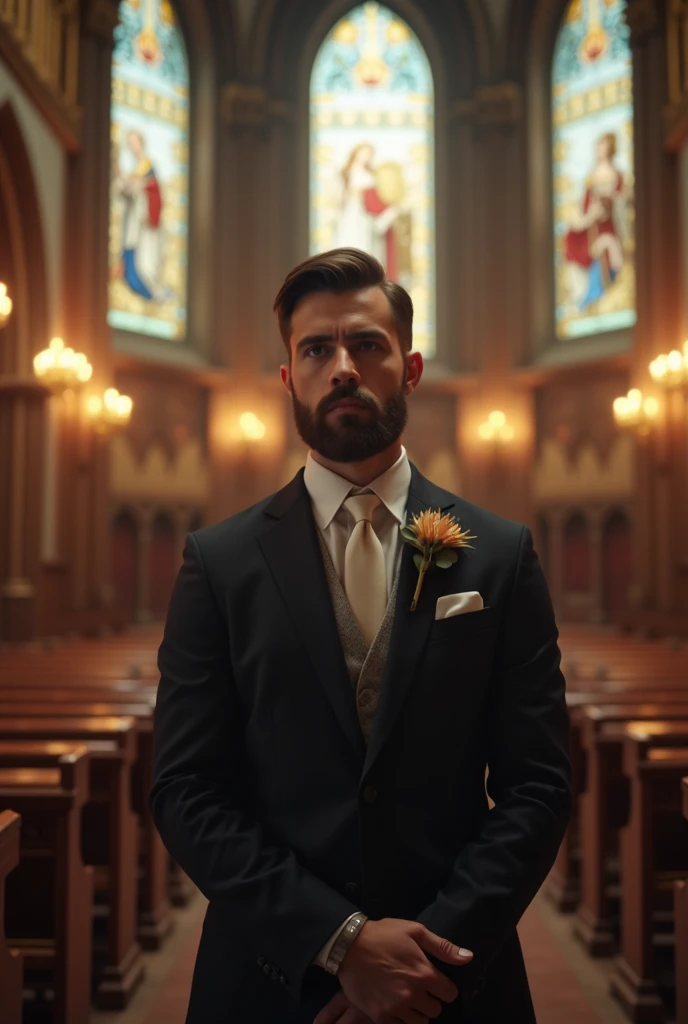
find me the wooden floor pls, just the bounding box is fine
[93,886,628,1024]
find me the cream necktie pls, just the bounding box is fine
[343,493,387,646]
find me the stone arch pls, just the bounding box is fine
[0,101,50,640]
[247,0,493,372]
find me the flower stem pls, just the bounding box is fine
[410,556,430,611]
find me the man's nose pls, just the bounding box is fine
[330,347,360,387]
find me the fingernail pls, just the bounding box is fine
[458,948,473,957]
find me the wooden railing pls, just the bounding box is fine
[0,0,81,149]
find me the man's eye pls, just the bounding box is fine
[305,346,326,357]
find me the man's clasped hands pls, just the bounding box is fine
[313,918,473,1024]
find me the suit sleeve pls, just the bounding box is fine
[150,534,358,1003]
[416,526,572,1004]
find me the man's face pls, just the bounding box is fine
[280,286,421,463]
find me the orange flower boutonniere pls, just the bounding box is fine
[400,509,476,611]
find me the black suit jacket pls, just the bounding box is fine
[150,465,572,1024]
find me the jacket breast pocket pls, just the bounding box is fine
[428,604,498,644]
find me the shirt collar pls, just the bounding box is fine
[303,446,411,531]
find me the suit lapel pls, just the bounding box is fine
[362,467,457,781]
[257,471,366,772]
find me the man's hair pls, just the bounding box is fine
[273,248,413,357]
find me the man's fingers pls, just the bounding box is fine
[415,925,473,966]
[313,990,351,1024]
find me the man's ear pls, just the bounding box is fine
[280,364,292,393]
[405,351,423,393]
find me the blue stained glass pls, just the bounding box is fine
[552,0,635,341]
[109,0,189,342]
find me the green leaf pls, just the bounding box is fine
[413,553,425,571]
[434,549,458,569]
[400,527,418,543]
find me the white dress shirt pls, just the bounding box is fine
[303,445,412,599]
[302,445,412,969]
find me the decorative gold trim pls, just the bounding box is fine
[449,82,523,129]
[221,82,292,129]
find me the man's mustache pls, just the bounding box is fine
[318,387,378,415]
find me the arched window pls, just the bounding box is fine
[109,0,190,342]
[310,2,435,356]
[552,0,634,341]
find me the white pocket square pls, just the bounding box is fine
[435,591,484,620]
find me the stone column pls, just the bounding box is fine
[208,86,290,523]
[58,0,120,617]
[625,0,683,612]
[451,82,535,524]
[0,379,49,641]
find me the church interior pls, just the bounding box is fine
[2,0,688,1021]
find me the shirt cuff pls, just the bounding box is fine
[313,911,362,969]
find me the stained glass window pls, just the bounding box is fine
[109,0,189,341]
[552,0,635,340]
[310,2,435,357]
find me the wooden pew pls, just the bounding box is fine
[0,809,22,1024]
[546,689,688,913]
[676,778,688,1024]
[609,723,688,1023]
[0,700,174,952]
[0,685,156,704]
[0,743,93,1024]
[0,718,146,1009]
[574,705,688,957]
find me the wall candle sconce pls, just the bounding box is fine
[33,337,93,394]
[85,388,133,434]
[0,283,12,328]
[612,388,659,436]
[477,410,515,445]
[649,343,688,390]
[239,411,266,442]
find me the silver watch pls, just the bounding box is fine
[325,913,368,975]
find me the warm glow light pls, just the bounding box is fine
[478,410,514,445]
[239,412,266,441]
[85,387,133,433]
[648,345,688,388]
[613,388,659,436]
[33,337,93,393]
[0,282,12,327]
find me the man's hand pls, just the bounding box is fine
[313,990,374,1024]
[323,917,473,1024]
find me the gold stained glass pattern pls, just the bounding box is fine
[310,2,435,357]
[109,0,190,342]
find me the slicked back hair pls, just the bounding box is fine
[273,248,413,358]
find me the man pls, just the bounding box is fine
[151,248,572,1023]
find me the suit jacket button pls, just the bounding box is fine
[257,957,266,967]
[263,963,271,975]
[271,968,279,981]
[280,974,288,984]
[363,786,378,803]
[345,882,359,896]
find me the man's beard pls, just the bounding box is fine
[290,376,408,463]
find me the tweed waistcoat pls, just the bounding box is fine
[316,527,401,743]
